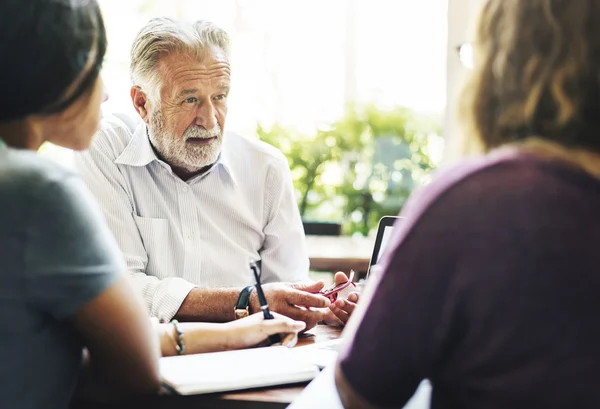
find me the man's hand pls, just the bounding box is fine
[323,272,360,327]
[250,281,330,330]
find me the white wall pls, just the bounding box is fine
[444,0,482,160]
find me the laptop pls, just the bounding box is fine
[367,215,402,277]
[294,216,403,369]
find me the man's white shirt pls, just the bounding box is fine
[74,114,309,321]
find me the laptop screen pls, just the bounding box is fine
[368,216,402,275]
[376,224,396,263]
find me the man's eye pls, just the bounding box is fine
[184,97,197,104]
[214,94,227,101]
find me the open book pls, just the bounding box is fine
[160,346,320,395]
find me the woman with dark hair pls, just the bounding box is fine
[0,1,304,408]
[328,0,600,408]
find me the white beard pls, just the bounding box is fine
[148,111,223,172]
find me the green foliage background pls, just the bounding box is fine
[258,104,442,236]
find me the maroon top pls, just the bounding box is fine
[339,150,600,408]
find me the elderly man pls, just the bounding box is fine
[75,17,358,327]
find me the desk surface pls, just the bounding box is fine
[71,325,342,409]
[306,235,374,275]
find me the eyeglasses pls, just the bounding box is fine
[456,43,474,70]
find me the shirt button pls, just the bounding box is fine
[187,233,195,240]
[181,185,189,193]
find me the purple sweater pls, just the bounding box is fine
[339,150,600,408]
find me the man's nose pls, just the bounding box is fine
[195,103,217,130]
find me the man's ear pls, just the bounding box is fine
[131,86,150,123]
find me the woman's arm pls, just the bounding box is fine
[157,312,305,356]
[71,274,161,394]
[72,293,304,404]
[335,364,382,409]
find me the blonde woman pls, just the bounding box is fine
[332,0,600,408]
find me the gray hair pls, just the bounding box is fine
[130,17,230,102]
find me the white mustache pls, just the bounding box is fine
[185,124,221,140]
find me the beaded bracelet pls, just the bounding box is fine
[169,319,185,355]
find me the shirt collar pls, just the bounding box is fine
[114,122,238,186]
[114,122,157,167]
[217,138,239,187]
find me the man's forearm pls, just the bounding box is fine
[174,287,242,322]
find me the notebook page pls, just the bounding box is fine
[160,346,320,395]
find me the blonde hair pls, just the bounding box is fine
[130,17,230,102]
[458,0,600,156]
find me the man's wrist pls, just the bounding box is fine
[234,285,255,319]
[175,287,250,322]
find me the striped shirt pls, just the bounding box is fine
[74,114,309,321]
